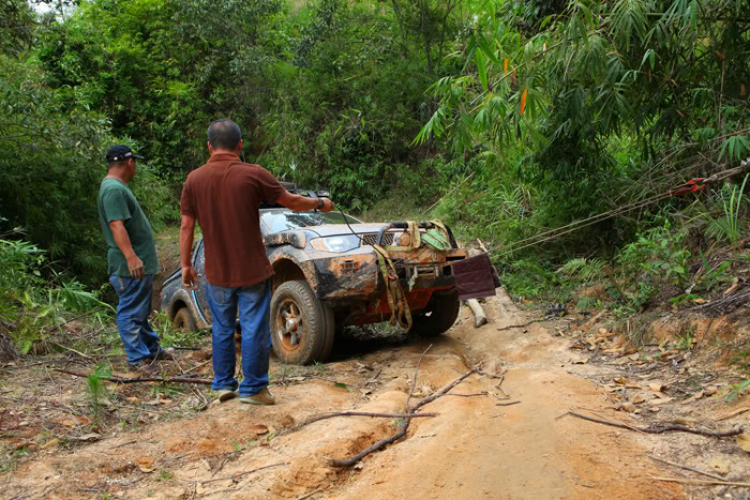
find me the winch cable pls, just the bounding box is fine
[495,160,750,256]
[339,207,407,264]
[339,208,366,244]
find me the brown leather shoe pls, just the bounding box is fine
[239,388,275,406]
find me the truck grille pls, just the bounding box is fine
[361,233,394,246]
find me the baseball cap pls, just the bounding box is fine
[106,145,145,162]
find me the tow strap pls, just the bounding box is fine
[373,244,412,330]
[371,220,452,330]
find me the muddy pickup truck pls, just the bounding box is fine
[160,187,467,364]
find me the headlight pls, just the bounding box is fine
[310,235,361,253]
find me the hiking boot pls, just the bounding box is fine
[216,389,237,403]
[239,388,275,406]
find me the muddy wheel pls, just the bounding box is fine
[173,307,197,333]
[410,290,460,338]
[271,280,334,365]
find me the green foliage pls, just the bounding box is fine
[719,135,750,163]
[726,379,750,403]
[0,0,35,56]
[617,224,690,285]
[701,175,749,245]
[415,0,749,264]
[151,310,203,348]
[0,238,111,354]
[674,325,696,351]
[556,258,604,285]
[87,364,112,425]
[3,0,749,318]
[0,53,174,285]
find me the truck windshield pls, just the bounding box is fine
[261,211,362,233]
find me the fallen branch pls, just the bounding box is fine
[300,411,437,427]
[647,455,727,481]
[563,411,742,437]
[200,461,287,485]
[405,345,432,411]
[329,346,476,468]
[651,476,750,487]
[55,368,212,385]
[296,489,323,500]
[717,407,750,421]
[182,360,212,375]
[330,422,409,468]
[411,369,478,411]
[51,342,93,361]
[496,401,522,407]
[496,319,544,332]
[476,366,511,398]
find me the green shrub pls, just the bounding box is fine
[0,238,111,354]
[701,175,749,246]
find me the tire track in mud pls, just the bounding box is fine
[332,293,684,500]
[2,292,684,499]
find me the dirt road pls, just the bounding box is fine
[4,291,686,499]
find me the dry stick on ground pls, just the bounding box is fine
[200,461,287,485]
[476,367,510,399]
[329,347,478,468]
[296,489,323,500]
[182,360,212,375]
[562,411,743,437]
[55,368,212,385]
[718,407,750,421]
[50,342,93,361]
[647,455,728,481]
[496,401,522,407]
[442,392,488,398]
[298,411,438,427]
[651,476,750,488]
[328,345,433,468]
[496,319,545,331]
[405,344,433,411]
[329,369,479,468]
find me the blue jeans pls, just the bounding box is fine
[109,274,163,365]
[207,280,272,396]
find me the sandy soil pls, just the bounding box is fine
[7,289,748,499]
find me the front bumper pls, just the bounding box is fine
[310,248,466,304]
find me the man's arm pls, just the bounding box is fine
[277,191,335,212]
[180,214,199,290]
[109,220,144,279]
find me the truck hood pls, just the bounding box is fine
[306,224,391,238]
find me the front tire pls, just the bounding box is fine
[410,290,461,338]
[270,280,335,365]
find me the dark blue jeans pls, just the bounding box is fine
[109,274,162,365]
[207,280,272,396]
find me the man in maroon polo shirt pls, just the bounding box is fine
[179,119,335,404]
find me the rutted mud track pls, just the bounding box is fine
[4,292,683,499]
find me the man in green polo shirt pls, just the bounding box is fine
[98,145,169,370]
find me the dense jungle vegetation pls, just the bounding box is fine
[1,0,749,353]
